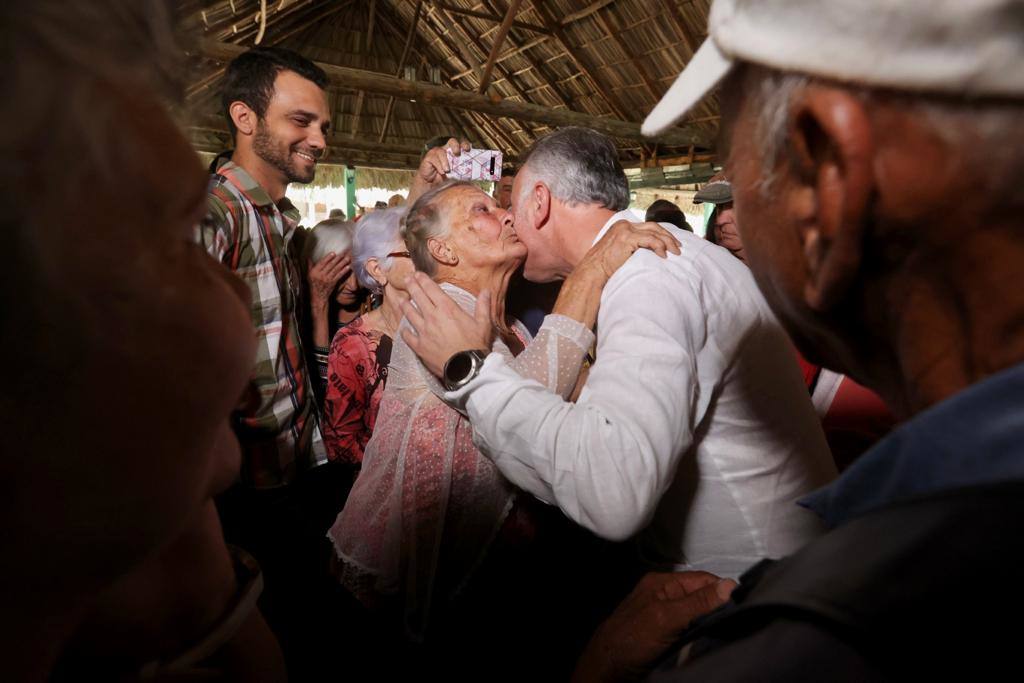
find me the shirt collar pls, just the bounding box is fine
[591,209,645,247]
[800,361,1024,528]
[214,158,300,223]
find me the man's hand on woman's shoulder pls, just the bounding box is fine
[401,273,494,378]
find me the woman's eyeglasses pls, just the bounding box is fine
[387,251,411,259]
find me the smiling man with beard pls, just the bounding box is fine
[199,47,348,678]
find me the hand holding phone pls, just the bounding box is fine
[446,147,503,182]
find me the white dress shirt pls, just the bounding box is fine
[447,210,837,578]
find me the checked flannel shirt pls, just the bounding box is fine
[199,159,326,488]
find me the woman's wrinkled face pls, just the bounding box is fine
[445,186,527,269]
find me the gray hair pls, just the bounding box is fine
[517,127,629,211]
[749,67,1024,204]
[402,180,474,276]
[353,206,408,295]
[304,218,354,264]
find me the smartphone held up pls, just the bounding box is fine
[446,147,503,182]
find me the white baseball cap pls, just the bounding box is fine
[643,0,1024,137]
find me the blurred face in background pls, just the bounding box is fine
[12,83,257,603]
[713,202,745,262]
[494,174,515,210]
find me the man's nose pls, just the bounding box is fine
[501,210,514,229]
[308,127,327,151]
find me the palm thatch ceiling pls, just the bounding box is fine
[182,0,719,173]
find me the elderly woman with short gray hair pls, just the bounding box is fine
[302,217,364,400]
[329,179,676,645]
[321,207,413,465]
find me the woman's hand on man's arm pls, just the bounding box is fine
[553,220,681,329]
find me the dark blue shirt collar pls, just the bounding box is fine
[800,362,1024,528]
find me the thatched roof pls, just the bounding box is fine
[181,0,718,187]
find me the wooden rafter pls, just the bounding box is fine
[377,0,424,143]
[438,12,539,142]
[197,39,712,147]
[423,6,536,126]
[365,0,377,51]
[451,32,548,81]
[378,19,451,147]
[350,91,366,138]
[421,3,539,144]
[531,1,635,123]
[478,0,574,111]
[560,0,617,26]
[207,0,319,43]
[376,2,516,150]
[429,1,550,35]
[275,0,354,43]
[660,0,702,57]
[186,0,348,101]
[593,8,662,104]
[478,0,524,94]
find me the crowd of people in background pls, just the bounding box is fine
[7,0,1023,681]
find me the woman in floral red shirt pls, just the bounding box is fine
[322,207,413,464]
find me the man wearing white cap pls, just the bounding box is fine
[573,0,1024,679]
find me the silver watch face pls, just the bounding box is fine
[444,350,485,390]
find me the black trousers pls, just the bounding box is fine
[216,461,391,681]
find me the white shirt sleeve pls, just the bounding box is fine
[446,255,715,541]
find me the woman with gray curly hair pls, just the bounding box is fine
[321,207,413,465]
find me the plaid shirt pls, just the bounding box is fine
[200,160,326,488]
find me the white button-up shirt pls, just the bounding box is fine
[447,210,837,578]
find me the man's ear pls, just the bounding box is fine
[788,85,874,312]
[427,237,458,267]
[229,101,258,137]
[531,181,552,230]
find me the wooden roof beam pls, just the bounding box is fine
[593,8,663,104]
[560,0,617,27]
[196,40,711,147]
[422,5,539,143]
[274,1,353,46]
[349,1,378,140]
[479,0,524,94]
[374,5,520,150]
[451,32,549,80]
[186,0,347,101]
[206,0,319,43]
[530,1,636,123]
[479,0,575,110]
[428,1,551,35]
[660,0,702,58]
[378,0,425,143]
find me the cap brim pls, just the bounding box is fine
[642,37,734,137]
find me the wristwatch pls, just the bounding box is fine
[442,349,489,391]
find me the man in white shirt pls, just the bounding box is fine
[401,127,836,578]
